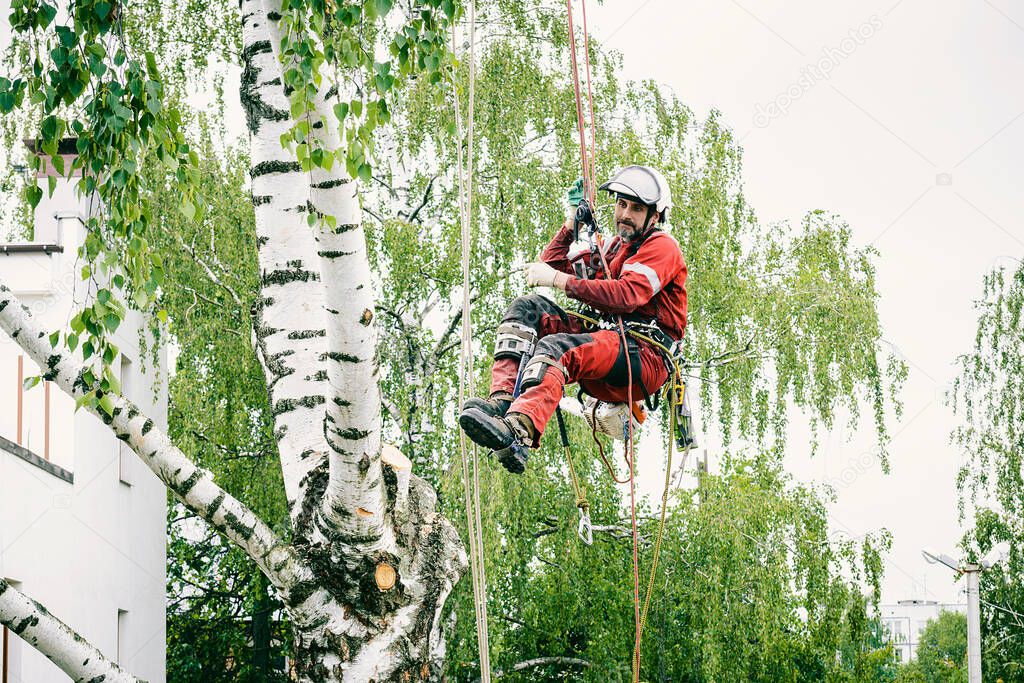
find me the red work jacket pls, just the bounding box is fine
[540,222,688,340]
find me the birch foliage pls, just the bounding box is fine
[952,264,1024,682]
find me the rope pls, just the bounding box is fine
[565,3,644,676]
[452,5,492,681]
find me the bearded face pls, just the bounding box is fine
[613,195,658,240]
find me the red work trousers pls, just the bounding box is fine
[489,294,668,446]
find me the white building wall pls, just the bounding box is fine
[880,599,967,663]
[0,156,167,683]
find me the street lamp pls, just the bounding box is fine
[921,544,1009,683]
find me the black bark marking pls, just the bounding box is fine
[359,309,373,325]
[272,395,326,416]
[287,329,326,340]
[12,615,38,635]
[207,492,227,517]
[261,269,320,286]
[44,354,61,381]
[240,40,288,134]
[250,160,301,178]
[336,427,370,440]
[311,178,350,190]
[179,469,202,496]
[252,194,272,206]
[222,511,255,541]
[141,419,153,435]
[321,351,360,363]
[294,460,329,542]
[332,396,351,407]
[317,250,354,259]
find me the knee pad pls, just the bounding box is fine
[519,354,568,391]
[494,322,537,360]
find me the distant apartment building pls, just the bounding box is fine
[880,599,967,663]
[0,141,167,682]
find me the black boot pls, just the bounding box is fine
[460,394,511,419]
[458,409,533,474]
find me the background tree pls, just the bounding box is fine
[911,611,968,683]
[364,6,905,679]
[953,262,1024,683]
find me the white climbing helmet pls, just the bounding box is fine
[599,165,673,222]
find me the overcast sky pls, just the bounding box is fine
[585,0,1024,605]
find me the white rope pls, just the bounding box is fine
[452,3,491,680]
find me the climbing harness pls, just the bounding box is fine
[452,4,492,682]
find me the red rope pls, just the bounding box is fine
[580,0,598,204]
[565,1,593,203]
[566,4,642,679]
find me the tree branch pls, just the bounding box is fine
[0,283,311,598]
[401,174,437,224]
[0,578,141,682]
[473,656,592,682]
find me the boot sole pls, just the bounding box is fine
[495,446,527,474]
[459,409,513,451]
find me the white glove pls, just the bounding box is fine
[525,262,564,289]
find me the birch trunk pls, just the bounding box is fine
[0,1,467,679]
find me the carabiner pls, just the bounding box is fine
[578,508,593,545]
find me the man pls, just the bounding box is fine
[459,165,688,473]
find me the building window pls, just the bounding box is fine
[117,609,129,667]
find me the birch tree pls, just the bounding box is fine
[0,0,474,680]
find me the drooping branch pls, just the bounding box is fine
[0,283,310,598]
[0,579,140,683]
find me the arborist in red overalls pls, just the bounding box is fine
[460,165,689,473]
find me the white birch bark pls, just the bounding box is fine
[242,0,331,535]
[0,579,141,683]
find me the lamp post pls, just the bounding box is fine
[922,545,1008,683]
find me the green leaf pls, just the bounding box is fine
[181,200,195,220]
[98,392,115,416]
[22,375,41,391]
[25,184,42,209]
[145,51,159,78]
[49,330,60,347]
